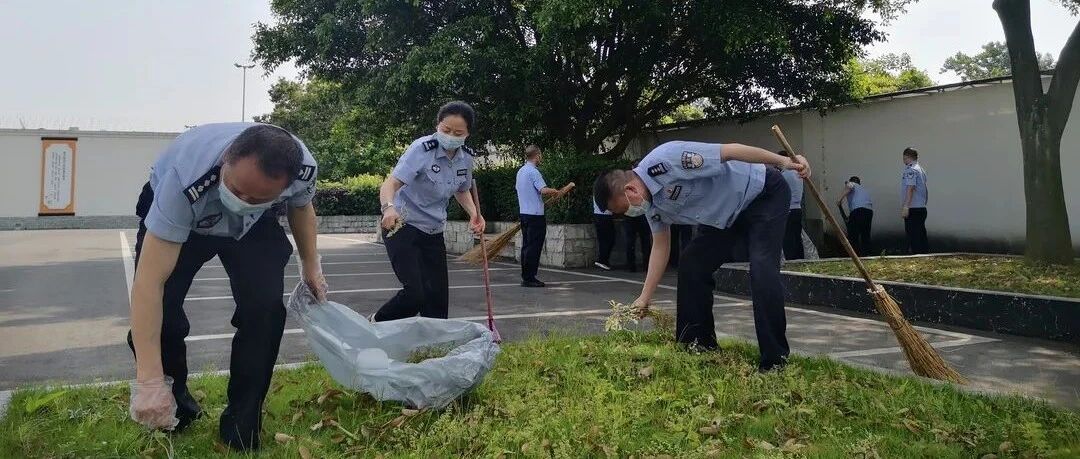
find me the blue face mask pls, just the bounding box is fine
[218,179,275,216]
[624,198,651,217]
[435,131,467,151]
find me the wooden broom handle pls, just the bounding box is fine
[770,125,877,288]
[542,182,576,205]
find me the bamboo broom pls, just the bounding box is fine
[459,183,575,264]
[771,125,966,384]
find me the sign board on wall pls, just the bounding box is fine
[39,137,77,216]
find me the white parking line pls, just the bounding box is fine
[829,335,1000,359]
[320,235,375,244]
[200,260,390,269]
[119,233,135,301]
[191,268,516,282]
[184,279,619,301]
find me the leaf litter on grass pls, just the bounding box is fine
[3,333,1080,458]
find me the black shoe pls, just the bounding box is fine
[173,390,203,432]
[521,279,546,287]
[757,361,788,374]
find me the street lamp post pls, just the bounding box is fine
[234,62,256,121]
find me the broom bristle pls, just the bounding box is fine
[870,286,967,384]
[458,224,522,265]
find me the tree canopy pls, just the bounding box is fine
[848,53,935,97]
[942,41,1056,81]
[253,0,909,157]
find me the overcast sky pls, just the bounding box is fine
[0,0,1075,132]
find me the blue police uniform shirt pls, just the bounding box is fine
[515,161,546,216]
[145,122,318,244]
[633,141,766,234]
[781,169,803,210]
[593,198,611,216]
[847,183,873,210]
[390,134,475,234]
[900,162,928,208]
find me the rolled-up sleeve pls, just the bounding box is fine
[145,169,194,243]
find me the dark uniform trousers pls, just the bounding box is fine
[677,168,791,370]
[782,209,805,260]
[374,224,450,320]
[128,182,292,451]
[593,214,615,266]
[904,208,929,254]
[847,207,874,256]
[624,214,652,270]
[519,214,547,281]
[668,224,694,268]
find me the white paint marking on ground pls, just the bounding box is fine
[184,279,619,301]
[320,235,375,245]
[200,260,390,269]
[783,306,986,341]
[119,232,135,301]
[191,268,516,282]
[182,302,737,343]
[0,289,13,293]
[828,335,1000,359]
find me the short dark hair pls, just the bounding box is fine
[436,101,476,131]
[903,147,918,160]
[848,176,861,184]
[593,169,630,212]
[525,145,542,160]
[223,125,303,181]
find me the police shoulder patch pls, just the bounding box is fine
[647,162,669,177]
[681,151,704,169]
[184,166,221,204]
[423,139,439,151]
[297,165,316,181]
[461,145,476,156]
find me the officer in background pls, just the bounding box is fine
[593,141,809,372]
[900,147,929,254]
[375,101,485,320]
[127,123,326,451]
[592,197,615,271]
[837,176,874,256]
[780,151,805,260]
[514,145,569,287]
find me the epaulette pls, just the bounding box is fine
[184,166,221,204]
[423,139,439,151]
[297,164,316,181]
[461,145,477,156]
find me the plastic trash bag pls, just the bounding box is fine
[286,282,500,409]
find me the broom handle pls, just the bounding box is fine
[770,125,876,288]
[542,182,576,206]
[471,180,498,332]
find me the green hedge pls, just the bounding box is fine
[450,149,629,224]
[312,174,382,216]
[315,150,628,225]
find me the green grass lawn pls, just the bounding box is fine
[784,255,1080,299]
[2,332,1078,458]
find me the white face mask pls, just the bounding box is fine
[624,198,651,217]
[435,131,467,151]
[218,179,275,216]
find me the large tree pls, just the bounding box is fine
[942,41,1056,81]
[992,0,1079,264]
[253,0,909,157]
[848,52,935,97]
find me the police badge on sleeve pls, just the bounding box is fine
[681,151,703,169]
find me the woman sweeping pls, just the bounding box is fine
[374,101,486,321]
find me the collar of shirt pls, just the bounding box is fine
[634,167,665,198]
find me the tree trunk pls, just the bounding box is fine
[1020,107,1074,264]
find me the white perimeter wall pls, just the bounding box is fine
[0,129,177,217]
[636,76,1080,252]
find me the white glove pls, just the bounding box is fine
[299,255,328,303]
[129,376,179,430]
